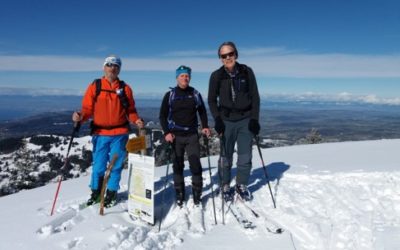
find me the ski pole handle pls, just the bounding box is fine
[203,134,208,145]
[165,142,173,160]
[73,121,81,133]
[254,134,260,143]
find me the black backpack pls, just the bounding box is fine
[167,86,202,131]
[92,79,130,111]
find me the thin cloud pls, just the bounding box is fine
[239,46,294,56]
[0,86,84,96]
[250,53,400,78]
[266,92,400,105]
[0,55,101,71]
[1,49,400,78]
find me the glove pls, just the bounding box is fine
[214,116,225,135]
[248,119,260,135]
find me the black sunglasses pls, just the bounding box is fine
[220,51,236,59]
[105,63,120,68]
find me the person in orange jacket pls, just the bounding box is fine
[72,55,144,207]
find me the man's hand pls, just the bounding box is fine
[248,119,260,135]
[202,128,211,138]
[72,111,82,122]
[136,118,144,128]
[164,133,175,143]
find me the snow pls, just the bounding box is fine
[0,139,399,250]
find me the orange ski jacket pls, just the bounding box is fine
[80,77,140,135]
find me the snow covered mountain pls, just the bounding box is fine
[0,135,92,196]
[0,139,399,250]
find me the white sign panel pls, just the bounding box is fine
[127,153,155,225]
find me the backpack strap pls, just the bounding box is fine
[167,87,176,130]
[192,88,202,108]
[94,78,102,102]
[166,87,201,131]
[116,81,130,110]
[92,79,129,110]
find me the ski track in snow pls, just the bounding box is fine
[258,172,400,250]
[32,169,400,250]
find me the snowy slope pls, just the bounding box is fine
[0,139,399,250]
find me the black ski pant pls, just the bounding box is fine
[172,133,203,193]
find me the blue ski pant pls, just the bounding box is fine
[219,118,253,185]
[90,134,128,191]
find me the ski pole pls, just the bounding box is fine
[219,135,226,225]
[254,135,277,209]
[50,121,81,216]
[158,143,172,232]
[204,135,217,225]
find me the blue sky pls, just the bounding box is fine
[0,0,399,104]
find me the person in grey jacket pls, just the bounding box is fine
[208,41,260,202]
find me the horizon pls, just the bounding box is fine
[1,94,400,123]
[1,91,400,106]
[0,0,399,101]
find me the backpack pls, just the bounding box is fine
[89,79,131,134]
[93,79,130,111]
[167,87,202,131]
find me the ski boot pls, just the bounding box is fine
[235,184,252,202]
[175,188,185,207]
[192,187,202,206]
[87,176,104,206]
[104,190,117,208]
[222,184,234,202]
[86,189,101,206]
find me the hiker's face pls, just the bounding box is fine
[177,73,190,89]
[219,45,237,71]
[103,63,120,80]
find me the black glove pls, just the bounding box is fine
[214,116,225,135]
[248,119,260,135]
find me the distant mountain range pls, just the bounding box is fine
[1,96,400,144]
[1,96,400,197]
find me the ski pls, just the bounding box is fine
[161,203,190,231]
[226,201,256,229]
[236,198,283,234]
[188,204,205,235]
[77,201,91,210]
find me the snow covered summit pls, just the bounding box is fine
[0,139,399,250]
